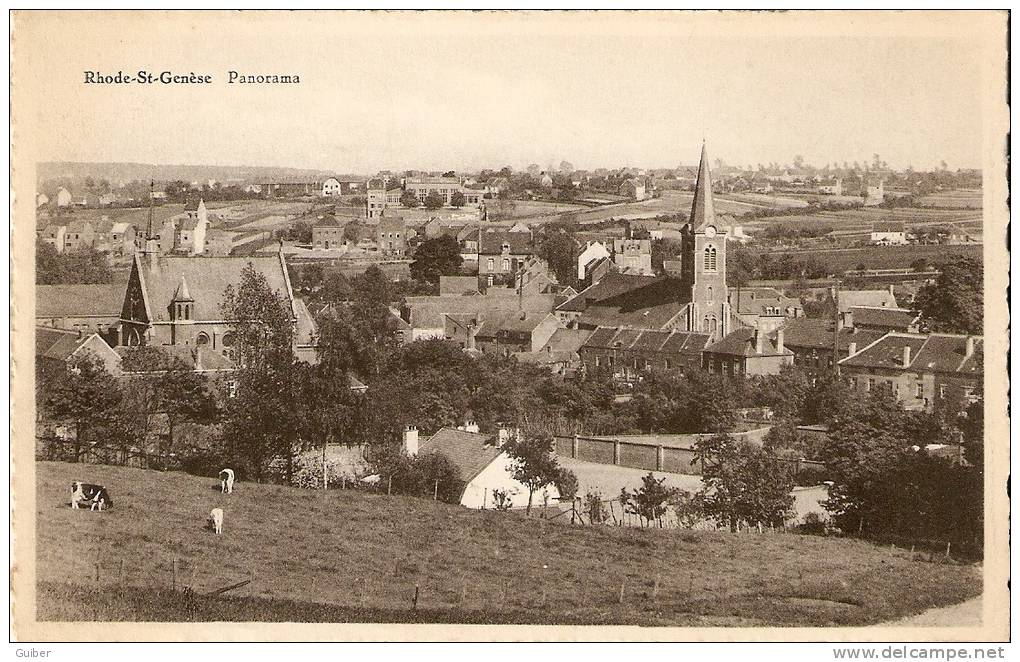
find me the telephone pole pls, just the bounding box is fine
[832,279,841,378]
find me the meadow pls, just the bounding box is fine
[36,462,980,625]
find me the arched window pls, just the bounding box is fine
[502,258,510,271]
[184,305,190,321]
[221,332,235,348]
[707,286,714,302]
[703,245,718,271]
[196,332,210,346]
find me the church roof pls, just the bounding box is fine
[36,282,126,319]
[689,142,716,231]
[130,254,294,324]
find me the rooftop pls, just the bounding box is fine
[36,282,127,319]
[418,428,503,485]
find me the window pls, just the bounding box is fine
[196,332,210,346]
[939,384,947,398]
[867,377,875,392]
[502,258,510,271]
[487,258,494,271]
[595,356,601,367]
[665,359,672,370]
[915,383,924,399]
[184,305,190,321]
[703,245,718,271]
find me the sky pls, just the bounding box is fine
[15,11,997,174]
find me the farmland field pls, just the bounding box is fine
[35,462,979,626]
[915,190,983,209]
[760,244,982,273]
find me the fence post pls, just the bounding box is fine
[387,475,392,495]
[945,542,952,558]
[412,584,420,611]
[618,579,626,604]
[433,480,439,501]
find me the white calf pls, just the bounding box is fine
[219,468,235,494]
[208,507,224,534]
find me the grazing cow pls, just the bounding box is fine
[208,507,224,534]
[219,468,235,494]
[70,482,112,511]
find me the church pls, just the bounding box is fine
[557,143,756,344]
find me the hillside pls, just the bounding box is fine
[37,161,339,185]
[34,462,980,626]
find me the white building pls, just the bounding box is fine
[56,187,72,207]
[415,426,561,510]
[577,241,612,282]
[321,177,342,197]
[870,221,907,245]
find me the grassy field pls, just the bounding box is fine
[761,243,983,272]
[35,462,980,626]
[915,190,983,209]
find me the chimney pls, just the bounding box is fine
[965,336,975,358]
[459,413,479,434]
[902,344,912,367]
[847,341,857,356]
[403,425,419,457]
[754,328,765,355]
[776,328,784,353]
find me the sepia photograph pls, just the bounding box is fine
[9,9,1011,645]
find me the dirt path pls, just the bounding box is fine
[882,597,982,626]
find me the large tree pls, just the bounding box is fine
[423,191,446,210]
[40,355,125,461]
[399,190,420,208]
[450,191,466,208]
[537,231,579,288]
[410,235,463,285]
[914,255,982,335]
[36,240,114,285]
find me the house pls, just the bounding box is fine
[56,187,73,207]
[577,241,612,282]
[63,219,96,252]
[36,282,127,345]
[177,199,209,254]
[400,293,557,341]
[578,326,710,379]
[376,216,406,256]
[365,178,388,218]
[729,286,804,333]
[839,332,983,413]
[838,287,898,312]
[870,221,906,245]
[478,231,536,289]
[817,178,843,196]
[701,327,794,376]
[118,251,316,362]
[261,181,319,198]
[539,172,554,188]
[107,222,138,256]
[36,327,122,381]
[862,179,885,205]
[612,238,653,275]
[415,426,560,510]
[619,178,647,201]
[321,177,342,197]
[780,317,887,378]
[311,217,349,250]
[844,306,920,333]
[405,176,479,206]
[445,310,562,357]
[39,224,66,254]
[513,327,593,376]
[37,193,49,207]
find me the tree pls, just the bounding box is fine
[695,433,795,530]
[119,347,220,456]
[504,429,563,515]
[450,191,466,208]
[537,231,579,288]
[914,256,983,334]
[40,355,124,461]
[620,473,673,527]
[410,235,463,285]
[423,191,445,210]
[35,240,114,285]
[219,264,301,482]
[399,190,420,208]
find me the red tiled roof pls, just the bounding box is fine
[704,328,793,358]
[838,333,929,370]
[781,318,886,352]
[850,306,920,329]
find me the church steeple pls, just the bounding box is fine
[689,141,716,230]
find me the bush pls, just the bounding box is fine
[492,488,514,511]
[554,467,578,501]
[583,491,609,524]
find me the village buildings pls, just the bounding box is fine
[36,283,126,344]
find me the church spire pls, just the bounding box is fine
[171,275,193,302]
[689,141,716,230]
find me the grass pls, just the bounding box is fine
[761,244,982,272]
[36,461,980,626]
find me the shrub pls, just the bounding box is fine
[492,488,514,511]
[583,491,609,525]
[554,467,578,501]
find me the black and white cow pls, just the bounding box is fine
[70,481,112,511]
[219,468,235,494]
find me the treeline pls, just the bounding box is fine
[36,239,115,285]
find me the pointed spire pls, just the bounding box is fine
[689,141,716,230]
[172,275,193,301]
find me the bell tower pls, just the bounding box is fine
[681,142,730,342]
